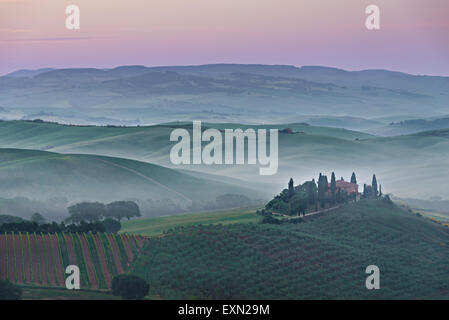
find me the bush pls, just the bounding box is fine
[261,216,281,224]
[103,218,121,233]
[0,280,22,300]
[111,274,149,300]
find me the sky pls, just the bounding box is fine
[0,0,448,76]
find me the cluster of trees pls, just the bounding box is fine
[66,201,141,224]
[0,219,119,234]
[362,174,382,199]
[265,172,362,216]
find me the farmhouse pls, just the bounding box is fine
[331,178,358,195]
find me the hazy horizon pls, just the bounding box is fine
[3,63,449,78]
[1,0,448,76]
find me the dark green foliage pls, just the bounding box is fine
[261,216,281,224]
[105,201,141,221]
[266,173,361,215]
[111,274,149,300]
[289,191,308,216]
[330,172,336,203]
[131,199,449,299]
[0,220,105,234]
[0,280,22,300]
[372,174,378,197]
[350,172,357,184]
[103,218,121,233]
[67,202,106,223]
[288,178,294,197]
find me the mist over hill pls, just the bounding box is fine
[1,64,448,127]
[0,120,448,201]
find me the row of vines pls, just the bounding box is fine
[0,232,146,289]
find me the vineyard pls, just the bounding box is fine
[0,232,146,289]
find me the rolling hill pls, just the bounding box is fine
[0,120,448,199]
[129,199,449,299]
[0,148,264,207]
[1,64,448,125]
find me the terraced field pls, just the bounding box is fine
[0,232,146,289]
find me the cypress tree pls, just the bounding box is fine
[372,174,378,197]
[351,172,357,184]
[330,172,336,203]
[288,178,294,197]
[379,184,382,197]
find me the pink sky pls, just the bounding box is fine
[1,0,448,76]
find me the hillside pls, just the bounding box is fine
[1,64,448,125]
[0,232,145,289]
[0,148,263,205]
[367,117,449,136]
[0,121,448,199]
[129,199,449,299]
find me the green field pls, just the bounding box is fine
[21,286,121,300]
[121,206,262,237]
[130,199,449,299]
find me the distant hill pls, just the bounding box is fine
[4,68,56,78]
[1,64,447,124]
[367,117,449,136]
[0,148,263,205]
[130,199,449,299]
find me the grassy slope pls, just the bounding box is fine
[121,206,262,237]
[0,148,261,202]
[130,199,449,299]
[0,121,448,198]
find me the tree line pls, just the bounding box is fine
[65,200,141,224]
[0,219,120,234]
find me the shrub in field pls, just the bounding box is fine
[102,218,121,234]
[111,274,149,300]
[0,280,22,300]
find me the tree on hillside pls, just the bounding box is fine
[289,191,308,216]
[350,172,357,184]
[317,174,328,208]
[106,201,141,221]
[111,274,149,300]
[330,172,337,204]
[31,212,46,225]
[67,202,106,224]
[303,179,318,205]
[372,174,378,197]
[102,218,121,233]
[288,178,294,197]
[0,280,22,300]
[379,184,382,197]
